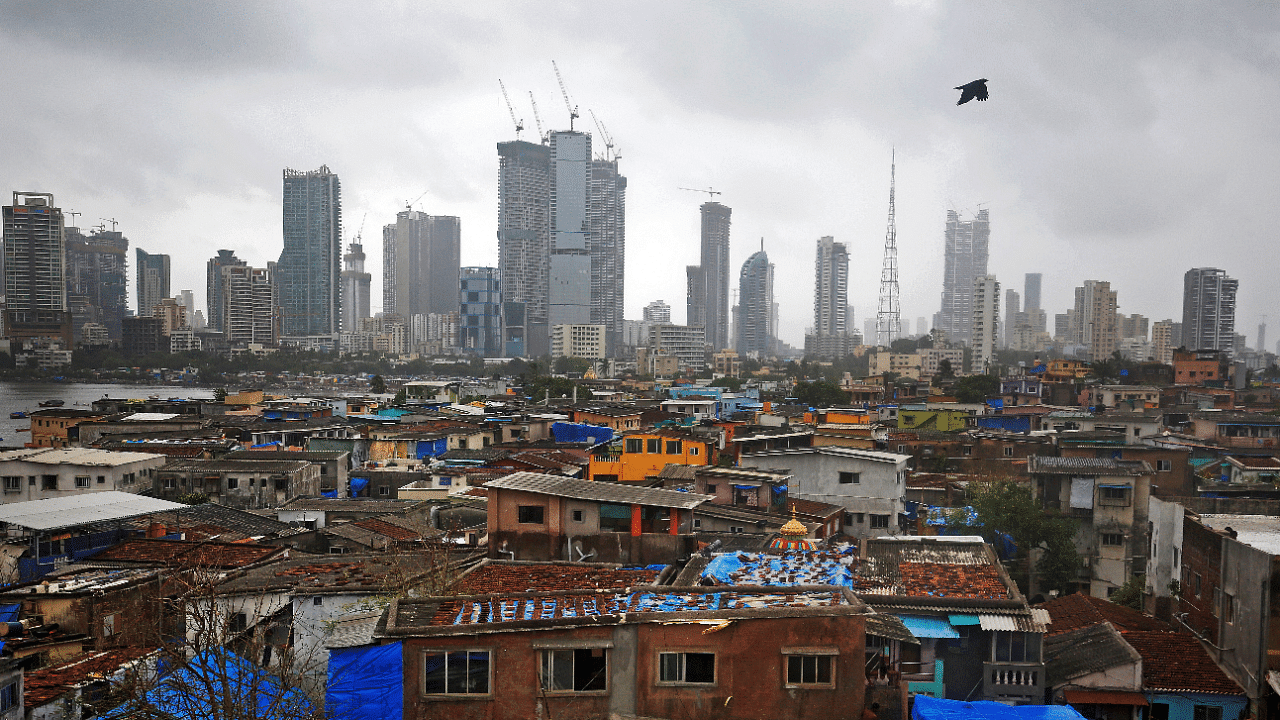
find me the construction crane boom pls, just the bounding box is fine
[405,192,428,213]
[528,91,546,144]
[353,212,367,244]
[100,217,119,231]
[497,79,523,140]
[678,187,722,200]
[66,210,81,227]
[552,60,579,131]
[589,109,614,160]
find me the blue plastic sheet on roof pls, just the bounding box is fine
[733,485,757,490]
[772,485,788,493]
[0,604,16,654]
[321,490,338,499]
[327,642,403,720]
[926,506,981,527]
[913,694,1087,720]
[349,477,369,496]
[118,650,315,720]
[897,615,960,639]
[551,421,614,445]
[948,614,981,626]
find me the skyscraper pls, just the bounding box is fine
[972,275,1000,372]
[686,202,732,351]
[381,223,397,315]
[1182,267,1238,352]
[737,247,774,357]
[341,242,371,332]
[588,156,626,354]
[135,248,170,317]
[3,192,71,345]
[66,226,128,341]
[277,166,341,341]
[206,250,246,333]
[643,301,671,323]
[497,139,551,356]
[390,210,460,318]
[935,209,990,346]
[813,236,849,336]
[1073,280,1119,362]
[548,130,592,335]
[1003,289,1020,348]
[1023,272,1046,333]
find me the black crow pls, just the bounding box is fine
[955,78,988,105]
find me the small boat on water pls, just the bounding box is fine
[9,412,25,419]
[38,400,64,407]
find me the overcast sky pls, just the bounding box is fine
[3,1,1277,348]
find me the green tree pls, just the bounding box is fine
[553,356,591,375]
[953,374,1000,403]
[213,388,228,403]
[393,388,407,405]
[369,375,387,394]
[952,479,1080,596]
[710,376,743,392]
[792,380,848,407]
[1109,576,1145,611]
[936,358,955,379]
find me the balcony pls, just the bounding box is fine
[983,662,1043,700]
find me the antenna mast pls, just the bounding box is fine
[876,150,900,348]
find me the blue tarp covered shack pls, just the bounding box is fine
[328,643,403,719]
[913,695,1087,720]
[551,421,614,445]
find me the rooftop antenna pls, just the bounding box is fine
[528,91,546,144]
[678,187,722,200]
[101,217,119,232]
[552,60,579,131]
[876,149,900,348]
[497,79,524,140]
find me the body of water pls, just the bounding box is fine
[0,382,214,447]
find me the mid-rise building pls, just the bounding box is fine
[736,248,773,357]
[205,249,246,333]
[277,166,341,342]
[971,275,1000,372]
[223,265,276,346]
[460,266,502,357]
[1152,319,1174,364]
[643,300,670,323]
[1119,313,1149,341]
[1003,288,1020,348]
[3,192,71,346]
[496,140,552,356]
[935,209,989,347]
[340,242,371,332]
[551,324,606,360]
[152,298,187,336]
[121,316,164,356]
[686,202,732,350]
[648,323,707,373]
[135,248,169,318]
[65,226,128,341]
[1182,267,1238,353]
[388,210,460,319]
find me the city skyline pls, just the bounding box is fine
[0,4,1275,346]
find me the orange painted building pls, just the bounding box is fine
[588,430,713,483]
[27,409,108,448]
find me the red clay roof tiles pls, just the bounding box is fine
[24,647,157,707]
[897,562,1008,599]
[93,539,284,569]
[1039,592,1170,636]
[1123,631,1244,695]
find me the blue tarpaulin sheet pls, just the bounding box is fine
[551,422,614,445]
[322,490,338,498]
[0,603,17,654]
[948,614,981,626]
[117,650,315,719]
[913,694,1087,720]
[349,477,369,496]
[897,615,960,639]
[327,643,403,720]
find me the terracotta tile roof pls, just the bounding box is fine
[351,516,434,542]
[1228,456,1280,469]
[24,647,158,707]
[1039,592,1170,635]
[216,552,441,595]
[92,538,285,569]
[1123,631,1245,695]
[451,562,660,594]
[896,562,1008,599]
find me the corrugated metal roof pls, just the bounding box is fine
[485,472,713,509]
[865,613,919,644]
[121,412,181,421]
[0,491,187,530]
[1027,456,1152,476]
[980,613,1045,632]
[0,448,163,467]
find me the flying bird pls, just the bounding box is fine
[955,78,989,105]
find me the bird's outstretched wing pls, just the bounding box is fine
[955,79,988,105]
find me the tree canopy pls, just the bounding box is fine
[953,374,1000,403]
[792,380,849,407]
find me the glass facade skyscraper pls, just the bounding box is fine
[277,165,341,340]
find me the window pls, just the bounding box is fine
[897,445,908,453]
[2,477,20,494]
[424,650,491,695]
[625,438,644,454]
[518,505,545,524]
[666,440,682,454]
[227,477,239,490]
[870,514,890,529]
[0,682,15,712]
[97,475,106,484]
[75,476,90,489]
[962,446,973,456]
[730,526,744,533]
[1003,446,1014,457]
[1224,593,1236,624]
[572,509,584,522]
[1194,572,1202,597]
[692,519,702,529]
[1195,708,1223,720]
[540,648,608,692]
[41,475,57,491]
[838,472,860,485]
[229,612,248,633]
[658,652,715,684]
[706,484,717,494]
[313,597,323,606]
[1213,587,1221,617]
[1151,704,1170,720]
[103,613,116,637]
[854,513,866,524]
[163,478,176,489]
[379,485,390,496]
[690,447,699,456]
[992,632,1041,663]
[275,478,288,490]
[785,653,835,688]
[1099,485,1131,506]
[647,438,661,454]
[1157,459,1172,472]
[1101,533,1125,547]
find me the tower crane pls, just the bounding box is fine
[66,210,81,227]
[405,192,428,213]
[589,109,616,162]
[100,217,119,231]
[678,187,722,200]
[352,212,367,245]
[497,79,523,140]
[528,91,546,144]
[552,60,579,131]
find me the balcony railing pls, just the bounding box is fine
[984,662,1042,696]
